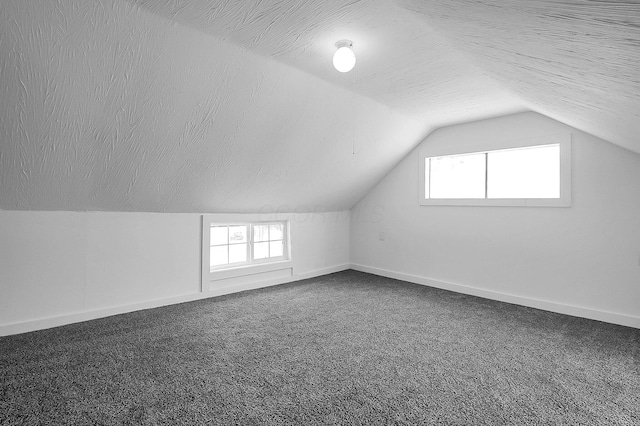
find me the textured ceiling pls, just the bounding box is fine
[0,0,432,212]
[128,0,522,123]
[395,0,640,154]
[1,0,638,213]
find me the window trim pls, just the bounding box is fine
[201,217,292,289]
[419,133,571,207]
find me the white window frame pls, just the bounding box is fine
[248,222,288,265]
[419,133,571,207]
[202,217,292,287]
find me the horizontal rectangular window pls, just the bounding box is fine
[208,221,289,271]
[420,134,571,207]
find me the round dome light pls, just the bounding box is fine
[333,40,356,73]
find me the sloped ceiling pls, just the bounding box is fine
[395,0,640,154]
[1,0,638,213]
[128,0,521,123]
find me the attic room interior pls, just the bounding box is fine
[1,0,639,423]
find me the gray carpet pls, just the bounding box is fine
[1,270,639,425]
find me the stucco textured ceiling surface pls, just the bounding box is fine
[1,0,638,213]
[128,0,522,122]
[0,0,432,212]
[396,0,640,154]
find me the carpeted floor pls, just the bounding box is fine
[1,270,639,425]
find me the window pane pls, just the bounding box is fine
[269,241,283,257]
[429,153,486,199]
[210,226,228,246]
[253,241,269,259]
[254,225,269,242]
[228,225,248,243]
[269,224,283,241]
[210,245,228,267]
[488,144,559,199]
[229,243,247,264]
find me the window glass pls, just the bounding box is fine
[429,153,486,199]
[210,245,228,267]
[229,243,247,264]
[228,225,248,243]
[210,226,228,246]
[487,144,559,199]
[210,225,247,268]
[253,242,269,260]
[254,225,269,242]
[270,241,284,257]
[269,224,283,241]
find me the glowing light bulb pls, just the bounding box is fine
[333,40,356,73]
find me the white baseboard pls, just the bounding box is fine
[351,263,640,329]
[7,262,634,336]
[206,263,350,297]
[0,264,350,337]
[0,293,207,337]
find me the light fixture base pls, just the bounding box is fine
[335,39,353,49]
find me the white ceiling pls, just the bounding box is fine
[1,0,638,212]
[129,0,523,123]
[395,0,640,154]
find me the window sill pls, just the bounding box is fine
[419,197,571,207]
[209,259,293,282]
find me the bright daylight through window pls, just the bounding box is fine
[420,135,571,207]
[209,222,287,270]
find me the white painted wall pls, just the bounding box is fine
[0,210,350,335]
[351,112,640,328]
[3,113,639,335]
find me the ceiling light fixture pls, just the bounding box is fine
[333,40,356,73]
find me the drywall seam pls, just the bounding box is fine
[0,263,350,337]
[351,264,640,330]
